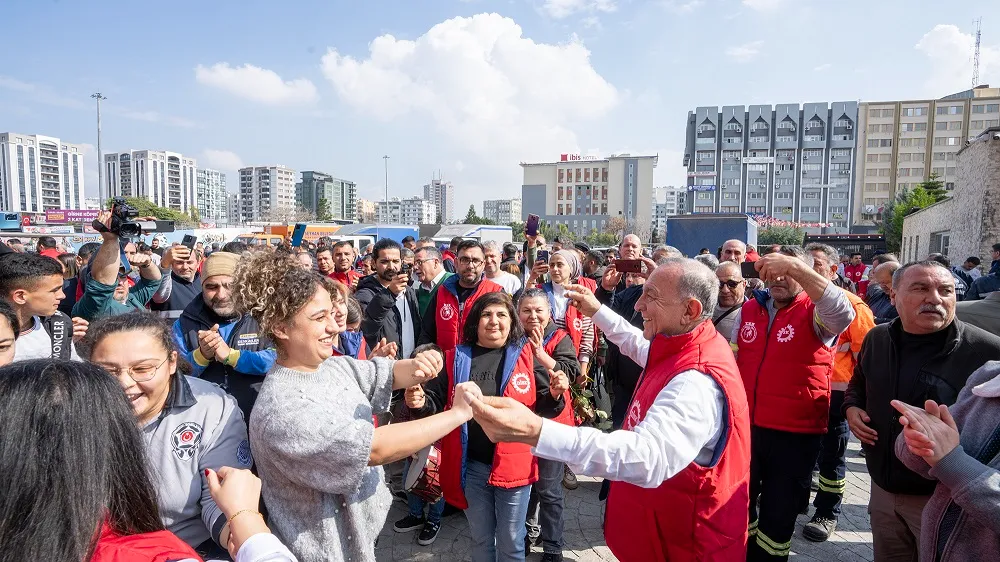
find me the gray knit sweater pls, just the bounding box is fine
[250,356,395,562]
[896,360,1000,562]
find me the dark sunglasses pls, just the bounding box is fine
[719,280,742,290]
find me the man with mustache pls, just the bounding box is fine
[843,260,1000,561]
[731,246,856,561]
[173,251,276,420]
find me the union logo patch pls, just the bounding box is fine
[440,303,456,321]
[625,400,642,430]
[510,372,531,394]
[170,421,203,461]
[776,324,795,343]
[739,321,758,344]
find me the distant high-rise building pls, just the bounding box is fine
[227,193,241,225]
[683,101,859,233]
[238,165,296,222]
[0,132,84,212]
[853,85,1000,229]
[651,186,685,241]
[196,168,227,222]
[482,198,522,225]
[376,197,436,225]
[423,178,455,223]
[356,198,377,223]
[296,171,358,222]
[520,153,658,237]
[104,150,197,212]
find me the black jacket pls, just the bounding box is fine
[843,318,1000,494]
[356,273,420,359]
[595,283,644,427]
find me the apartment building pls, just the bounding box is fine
[238,165,297,222]
[423,179,455,223]
[196,168,227,221]
[683,102,858,233]
[482,198,522,225]
[105,150,197,212]
[0,132,84,212]
[376,197,437,225]
[853,85,1000,228]
[296,171,358,222]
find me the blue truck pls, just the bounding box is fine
[665,214,758,258]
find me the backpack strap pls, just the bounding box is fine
[41,313,72,360]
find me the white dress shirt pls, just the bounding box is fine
[533,305,725,488]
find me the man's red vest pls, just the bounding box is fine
[329,268,360,290]
[604,320,751,562]
[735,291,835,434]
[434,276,503,351]
[843,263,868,294]
[543,328,577,427]
[91,523,202,562]
[438,344,539,509]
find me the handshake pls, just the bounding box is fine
[407,378,558,447]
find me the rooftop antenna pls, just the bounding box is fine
[972,17,982,88]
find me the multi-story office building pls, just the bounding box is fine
[683,102,858,233]
[853,85,1000,228]
[227,193,241,225]
[0,132,85,212]
[296,171,358,222]
[196,168,227,222]
[238,165,296,222]
[104,150,197,212]
[423,179,455,223]
[482,198,521,225]
[521,153,658,237]
[651,186,685,241]
[356,198,377,223]
[376,197,437,225]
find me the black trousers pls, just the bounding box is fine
[748,426,823,561]
[813,390,849,519]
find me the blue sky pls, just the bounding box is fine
[2,0,998,218]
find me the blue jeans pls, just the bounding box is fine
[525,457,565,553]
[403,458,445,524]
[464,459,532,562]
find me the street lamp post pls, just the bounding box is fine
[382,155,390,202]
[91,93,107,208]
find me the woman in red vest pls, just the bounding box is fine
[538,251,595,380]
[0,359,296,562]
[517,287,582,560]
[408,291,570,562]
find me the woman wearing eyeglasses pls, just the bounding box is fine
[83,312,252,559]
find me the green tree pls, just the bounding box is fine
[585,229,618,247]
[436,213,444,224]
[917,172,949,202]
[879,186,938,253]
[315,197,332,222]
[463,204,495,225]
[109,197,194,227]
[508,221,525,242]
[757,225,806,247]
[189,206,200,224]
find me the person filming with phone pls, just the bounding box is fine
[73,209,162,321]
[150,237,202,319]
[357,238,420,359]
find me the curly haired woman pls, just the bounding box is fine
[231,251,481,562]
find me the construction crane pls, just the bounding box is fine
[972,17,982,88]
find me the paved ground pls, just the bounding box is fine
[376,438,874,561]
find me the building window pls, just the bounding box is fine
[936,105,963,115]
[902,107,927,116]
[698,192,713,200]
[802,192,820,199]
[775,192,792,200]
[748,192,765,199]
[721,206,740,212]
[830,191,849,199]
[558,169,564,183]
[801,206,820,213]
[695,206,714,213]
[723,192,739,199]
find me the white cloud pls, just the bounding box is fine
[915,24,1000,94]
[195,63,319,105]
[541,0,617,19]
[663,0,704,14]
[321,13,618,171]
[742,0,785,11]
[813,63,831,72]
[726,40,764,63]
[110,108,198,128]
[200,149,245,173]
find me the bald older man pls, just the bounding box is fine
[723,239,765,292]
[469,259,752,561]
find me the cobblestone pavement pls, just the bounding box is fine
[377,438,874,561]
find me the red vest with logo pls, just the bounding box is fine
[576,277,601,351]
[604,320,751,562]
[329,269,361,290]
[735,291,835,434]
[843,263,868,294]
[542,282,584,352]
[438,344,539,509]
[434,276,503,351]
[543,328,577,427]
[90,523,202,562]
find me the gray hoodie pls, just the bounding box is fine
[896,360,1000,562]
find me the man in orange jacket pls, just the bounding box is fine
[803,243,875,542]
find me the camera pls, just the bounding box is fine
[93,197,175,239]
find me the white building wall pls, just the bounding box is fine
[0,132,84,212]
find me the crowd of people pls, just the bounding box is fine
[2,216,1000,562]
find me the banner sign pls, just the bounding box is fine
[45,209,100,224]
